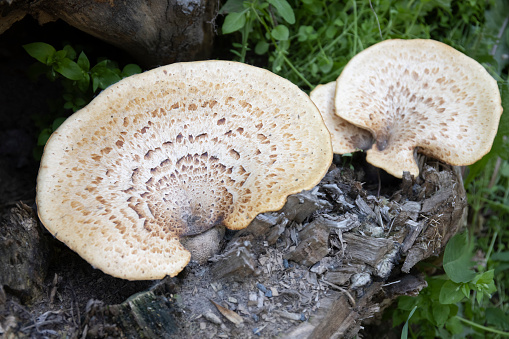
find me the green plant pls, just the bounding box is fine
[23,42,141,158]
[220,0,494,91]
[393,231,506,338]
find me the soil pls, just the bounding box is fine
[0,17,467,339]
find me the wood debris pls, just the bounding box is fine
[210,300,244,325]
[1,159,466,338]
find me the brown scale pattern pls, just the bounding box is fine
[37,61,332,279]
[64,95,299,247]
[335,40,502,177]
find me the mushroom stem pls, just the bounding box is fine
[181,226,225,264]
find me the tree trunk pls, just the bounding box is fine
[0,0,217,67]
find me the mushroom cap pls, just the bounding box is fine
[36,60,332,280]
[335,39,503,178]
[310,82,372,153]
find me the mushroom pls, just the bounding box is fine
[334,39,503,178]
[310,81,372,153]
[36,60,333,280]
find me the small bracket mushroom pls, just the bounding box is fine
[310,81,373,154]
[333,39,503,178]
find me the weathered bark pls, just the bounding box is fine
[0,202,50,302]
[82,290,180,338]
[0,0,217,67]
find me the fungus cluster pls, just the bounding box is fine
[36,40,503,281]
[312,39,503,178]
[36,61,333,280]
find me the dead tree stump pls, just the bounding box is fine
[73,159,467,338]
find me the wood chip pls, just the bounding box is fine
[248,292,257,306]
[257,291,264,308]
[203,311,222,325]
[210,300,244,325]
[401,220,425,252]
[355,196,376,218]
[270,287,279,297]
[276,310,302,321]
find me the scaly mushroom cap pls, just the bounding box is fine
[37,61,332,280]
[310,82,372,153]
[335,39,503,178]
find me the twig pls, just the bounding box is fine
[455,316,509,336]
[369,0,383,40]
[320,279,356,306]
[490,16,509,56]
[488,157,502,189]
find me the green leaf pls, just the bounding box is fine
[63,45,77,60]
[491,251,509,261]
[218,0,244,14]
[77,73,90,93]
[318,55,333,73]
[461,283,470,298]
[52,117,67,130]
[37,128,52,146]
[254,41,270,55]
[495,263,509,276]
[325,25,338,39]
[428,277,447,300]
[445,316,463,334]
[298,26,318,41]
[471,270,496,305]
[23,42,56,65]
[271,25,289,40]
[77,52,90,72]
[401,306,417,339]
[267,0,295,24]
[443,232,476,283]
[122,64,142,77]
[54,50,67,62]
[91,67,121,92]
[55,59,85,81]
[473,269,495,286]
[486,307,509,331]
[33,147,43,161]
[398,296,419,311]
[439,280,467,304]
[432,303,450,327]
[222,12,246,34]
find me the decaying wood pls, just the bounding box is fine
[211,238,257,280]
[284,219,330,266]
[0,0,217,67]
[82,290,180,338]
[342,233,400,279]
[0,202,50,301]
[280,189,333,223]
[1,159,467,338]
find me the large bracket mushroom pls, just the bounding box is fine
[36,61,333,280]
[319,39,503,178]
